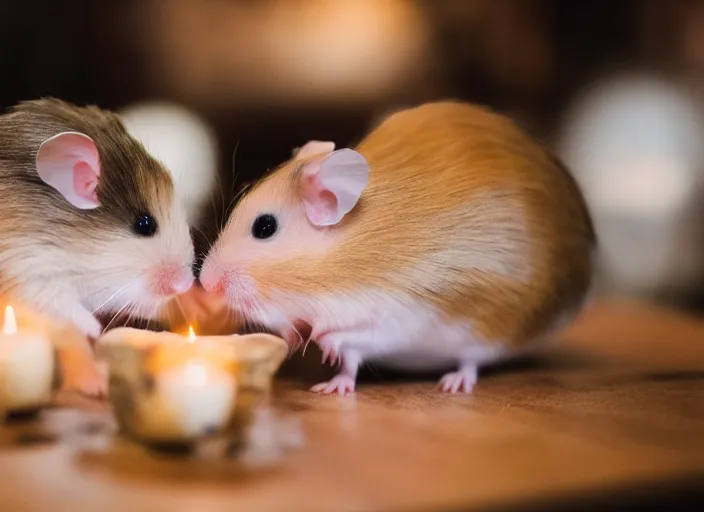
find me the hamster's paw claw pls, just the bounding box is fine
[310,375,356,396]
[319,341,341,367]
[439,367,478,393]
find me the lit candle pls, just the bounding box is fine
[96,325,287,446]
[0,305,57,414]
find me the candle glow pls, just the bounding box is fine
[182,361,209,387]
[0,304,56,413]
[183,326,208,386]
[96,325,288,445]
[4,305,17,335]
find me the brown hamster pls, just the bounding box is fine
[199,101,596,395]
[0,98,195,395]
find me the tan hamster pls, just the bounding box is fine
[199,101,596,395]
[0,98,195,395]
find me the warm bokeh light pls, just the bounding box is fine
[141,0,430,106]
[119,102,218,227]
[188,325,196,343]
[3,305,17,335]
[559,73,704,298]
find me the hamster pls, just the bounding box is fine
[0,98,195,395]
[199,101,596,395]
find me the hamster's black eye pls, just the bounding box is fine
[251,214,278,240]
[133,214,157,237]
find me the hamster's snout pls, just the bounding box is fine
[200,262,259,312]
[153,264,194,297]
[200,264,225,297]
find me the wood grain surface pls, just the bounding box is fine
[1,299,703,512]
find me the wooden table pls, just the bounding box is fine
[1,299,703,512]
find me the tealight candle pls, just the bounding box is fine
[96,325,287,446]
[0,305,58,414]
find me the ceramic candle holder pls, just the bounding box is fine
[96,327,288,447]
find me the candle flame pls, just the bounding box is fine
[187,325,196,343]
[3,305,17,335]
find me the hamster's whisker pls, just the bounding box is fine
[190,226,214,254]
[230,140,241,196]
[122,304,136,328]
[215,152,227,234]
[208,169,225,234]
[191,225,208,239]
[242,314,255,335]
[81,279,136,305]
[127,304,145,329]
[171,295,188,324]
[226,308,241,335]
[224,182,252,227]
[48,267,109,283]
[253,302,278,335]
[222,140,242,231]
[91,278,139,314]
[103,300,132,332]
[79,267,144,281]
[132,303,156,329]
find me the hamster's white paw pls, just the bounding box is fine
[310,374,356,396]
[439,365,478,393]
[72,309,103,340]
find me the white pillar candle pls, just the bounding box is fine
[134,327,238,441]
[0,306,56,413]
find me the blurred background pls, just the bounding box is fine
[2,0,704,313]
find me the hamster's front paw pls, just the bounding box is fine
[310,374,356,396]
[438,365,478,393]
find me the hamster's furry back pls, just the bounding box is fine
[251,101,595,346]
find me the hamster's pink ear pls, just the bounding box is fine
[299,149,369,226]
[35,131,101,210]
[293,140,336,161]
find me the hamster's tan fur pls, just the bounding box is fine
[247,102,594,345]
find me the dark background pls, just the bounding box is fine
[2,0,703,311]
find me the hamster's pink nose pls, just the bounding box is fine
[201,274,226,297]
[171,271,194,294]
[200,265,224,296]
[155,266,194,296]
[200,263,256,302]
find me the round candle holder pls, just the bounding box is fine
[96,328,288,448]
